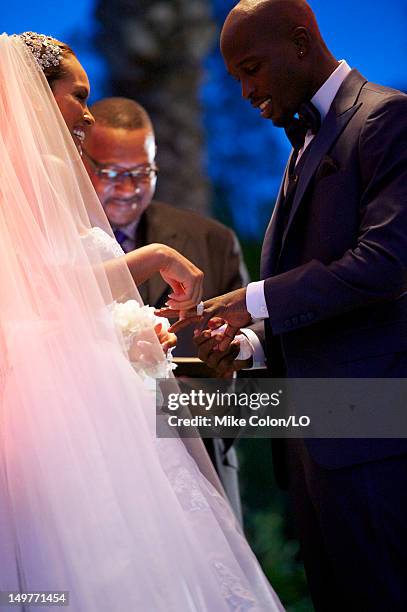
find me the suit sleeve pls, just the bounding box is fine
[264,95,407,335]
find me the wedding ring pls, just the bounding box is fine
[196,301,204,316]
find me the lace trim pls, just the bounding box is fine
[84,227,125,259]
[167,466,210,512]
[212,561,257,611]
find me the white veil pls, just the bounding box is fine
[0,34,283,612]
[0,33,165,363]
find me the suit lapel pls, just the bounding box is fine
[261,69,367,278]
[260,156,291,278]
[281,103,361,247]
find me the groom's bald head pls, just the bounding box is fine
[220,0,336,126]
[221,0,321,42]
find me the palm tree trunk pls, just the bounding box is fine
[95,0,215,216]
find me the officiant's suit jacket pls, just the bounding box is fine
[260,69,407,470]
[137,200,249,356]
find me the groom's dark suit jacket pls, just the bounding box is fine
[260,69,407,470]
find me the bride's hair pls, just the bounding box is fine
[39,38,75,89]
[18,32,75,90]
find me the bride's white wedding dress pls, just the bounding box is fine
[0,227,283,611]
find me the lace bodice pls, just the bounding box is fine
[82,226,125,260]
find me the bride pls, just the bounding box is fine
[0,33,283,611]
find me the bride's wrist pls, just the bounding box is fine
[154,244,175,272]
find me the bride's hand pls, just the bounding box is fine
[154,322,177,354]
[159,246,204,310]
[122,243,203,309]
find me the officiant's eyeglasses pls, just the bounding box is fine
[82,149,158,183]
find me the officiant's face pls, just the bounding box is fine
[221,12,309,127]
[83,125,157,227]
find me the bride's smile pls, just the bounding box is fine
[50,53,94,153]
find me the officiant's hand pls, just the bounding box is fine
[156,288,252,351]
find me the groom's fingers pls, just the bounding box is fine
[196,338,240,373]
[195,335,239,370]
[195,335,219,366]
[193,329,213,347]
[168,314,203,334]
[170,311,214,334]
[207,317,226,330]
[155,307,183,319]
[157,303,219,334]
[216,324,239,352]
[216,343,241,375]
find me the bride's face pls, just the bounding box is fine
[52,55,95,152]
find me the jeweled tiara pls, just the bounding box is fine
[17,31,63,71]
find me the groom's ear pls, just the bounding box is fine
[292,26,311,59]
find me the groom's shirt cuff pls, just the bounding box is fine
[246,280,268,319]
[238,328,266,369]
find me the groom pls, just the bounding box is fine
[167,1,407,610]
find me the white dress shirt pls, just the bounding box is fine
[236,60,352,365]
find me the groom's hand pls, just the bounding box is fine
[156,288,252,352]
[194,328,252,378]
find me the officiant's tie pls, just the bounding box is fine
[114,228,129,252]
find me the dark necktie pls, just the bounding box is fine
[113,228,128,252]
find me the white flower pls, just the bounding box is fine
[109,300,175,380]
[111,300,156,334]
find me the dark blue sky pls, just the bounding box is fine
[3,0,406,91]
[3,0,406,237]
